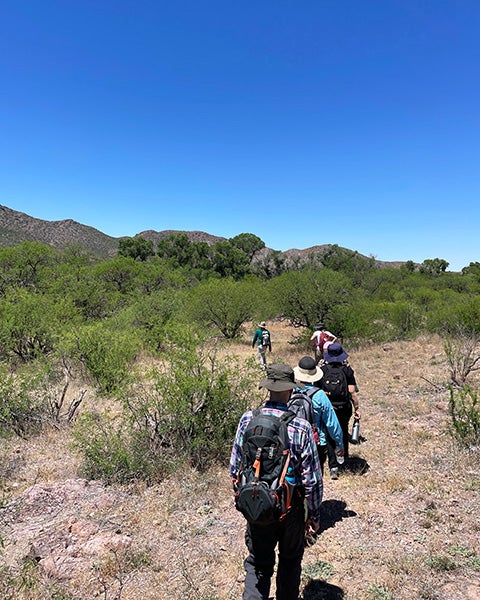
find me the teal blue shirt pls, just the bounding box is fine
[293,384,344,449]
[252,328,271,349]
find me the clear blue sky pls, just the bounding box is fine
[1,1,479,271]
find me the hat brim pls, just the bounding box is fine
[324,350,348,363]
[259,379,305,392]
[293,365,323,383]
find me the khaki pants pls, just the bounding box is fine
[256,345,267,368]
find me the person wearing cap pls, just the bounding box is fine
[293,356,344,476]
[321,342,360,477]
[309,322,337,365]
[230,363,322,600]
[251,321,272,369]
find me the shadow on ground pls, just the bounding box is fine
[304,499,357,548]
[344,455,369,475]
[302,579,344,599]
[318,499,357,534]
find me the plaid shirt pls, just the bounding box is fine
[229,401,323,523]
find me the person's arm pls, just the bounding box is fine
[349,384,360,419]
[229,412,250,482]
[344,365,360,419]
[313,390,344,450]
[268,332,272,352]
[251,331,258,348]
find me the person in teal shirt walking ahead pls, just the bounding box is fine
[252,321,272,369]
[293,355,344,479]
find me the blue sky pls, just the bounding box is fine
[1,1,479,271]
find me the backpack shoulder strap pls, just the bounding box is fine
[280,409,295,425]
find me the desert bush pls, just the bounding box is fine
[63,320,141,394]
[443,326,480,387]
[448,385,480,449]
[0,553,74,600]
[73,411,152,483]
[74,326,259,483]
[0,360,85,437]
[117,289,185,352]
[272,268,353,330]
[186,277,259,339]
[332,301,393,345]
[367,584,393,600]
[0,367,49,437]
[0,290,77,362]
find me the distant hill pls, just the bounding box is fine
[0,204,404,268]
[0,205,119,259]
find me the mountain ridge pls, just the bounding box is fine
[0,204,403,267]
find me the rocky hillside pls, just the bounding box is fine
[0,205,231,259]
[0,205,119,259]
[0,204,403,267]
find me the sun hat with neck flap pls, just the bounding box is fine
[259,363,304,392]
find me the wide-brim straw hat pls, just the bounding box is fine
[293,356,323,383]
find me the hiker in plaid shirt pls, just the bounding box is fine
[230,363,323,600]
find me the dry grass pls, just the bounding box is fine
[1,321,480,599]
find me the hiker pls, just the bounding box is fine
[319,342,360,479]
[230,363,322,600]
[291,356,344,476]
[252,321,272,369]
[310,322,337,365]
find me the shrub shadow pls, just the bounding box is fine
[302,579,345,599]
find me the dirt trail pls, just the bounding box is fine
[1,328,479,599]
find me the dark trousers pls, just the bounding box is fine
[243,503,305,600]
[327,403,353,469]
[317,444,328,475]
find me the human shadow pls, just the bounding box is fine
[303,579,345,599]
[318,499,357,534]
[305,499,357,547]
[344,455,370,475]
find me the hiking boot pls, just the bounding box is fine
[330,468,339,480]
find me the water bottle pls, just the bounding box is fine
[351,418,360,443]
[285,466,296,485]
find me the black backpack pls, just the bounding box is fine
[320,364,350,409]
[287,387,317,423]
[234,409,295,527]
[287,387,320,443]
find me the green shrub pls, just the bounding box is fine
[302,560,334,581]
[64,320,141,394]
[0,367,48,437]
[448,385,480,448]
[73,327,259,483]
[0,290,77,362]
[367,584,393,600]
[73,411,154,483]
[426,554,457,572]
